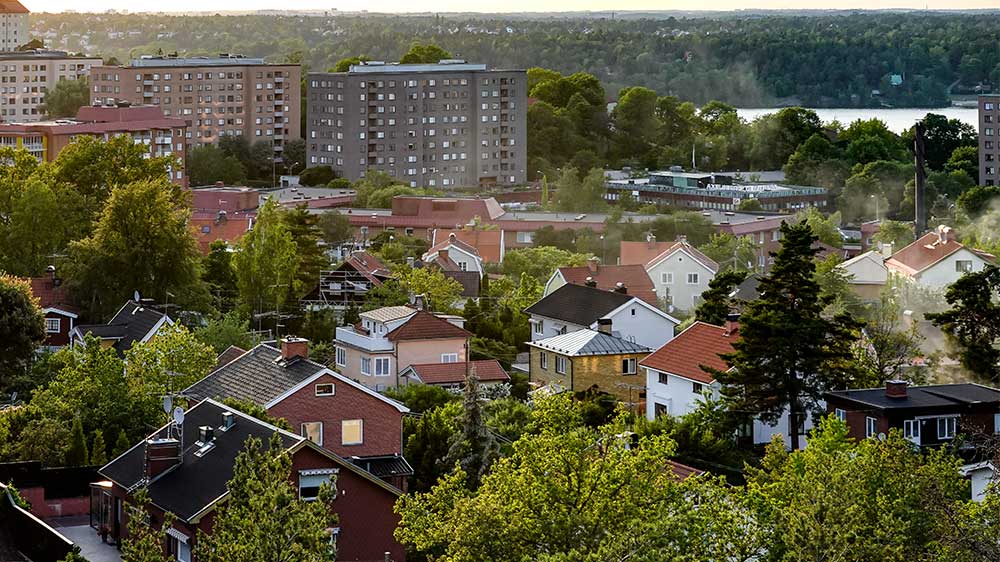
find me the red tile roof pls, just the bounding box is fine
[28,276,78,314]
[639,321,737,384]
[343,251,392,284]
[190,215,254,254]
[391,196,505,222]
[886,228,995,276]
[405,360,509,385]
[433,229,503,263]
[557,263,658,305]
[620,240,719,273]
[0,1,28,14]
[387,310,472,342]
[667,460,705,480]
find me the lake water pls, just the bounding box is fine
[737,107,978,134]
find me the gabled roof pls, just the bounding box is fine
[528,329,651,356]
[645,241,720,274]
[386,310,471,342]
[342,251,392,284]
[442,271,481,298]
[99,399,401,523]
[825,383,1000,410]
[212,345,247,372]
[620,239,719,273]
[422,233,483,264]
[72,300,170,354]
[27,276,78,316]
[555,263,658,305]
[359,306,416,324]
[401,360,509,385]
[184,344,323,405]
[431,229,503,263]
[524,283,634,327]
[640,321,737,384]
[886,228,995,276]
[0,1,28,14]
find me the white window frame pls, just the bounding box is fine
[661,272,673,284]
[335,346,346,367]
[686,273,700,285]
[374,357,391,377]
[342,419,363,445]
[555,355,568,375]
[834,408,846,422]
[622,357,637,375]
[539,351,548,370]
[360,357,371,376]
[315,383,335,397]
[441,353,459,363]
[903,419,920,442]
[937,417,957,440]
[532,319,543,334]
[865,416,877,438]
[45,317,60,333]
[301,421,323,446]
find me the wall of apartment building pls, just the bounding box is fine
[306,67,527,188]
[0,13,27,53]
[0,56,101,122]
[979,95,1000,186]
[89,63,301,155]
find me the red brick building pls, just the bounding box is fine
[27,269,78,350]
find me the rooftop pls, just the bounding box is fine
[555,262,658,306]
[72,301,170,354]
[0,50,97,61]
[345,61,489,74]
[886,226,994,275]
[619,239,720,272]
[826,383,1000,410]
[359,305,417,324]
[386,310,472,342]
[402,360,509,386]
[125,55,280,67]
[524,283,635,327]
[640,321,737,385]
[528,329,651,356]
[0,0,27,13]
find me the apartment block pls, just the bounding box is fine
[0,50,102,122]
[89,54,300,162]
[0,104,188,184]
[979,94,1000,186]
[306,60,527,188]
[0,0,28,53]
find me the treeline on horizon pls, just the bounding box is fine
[30,12,1000,107]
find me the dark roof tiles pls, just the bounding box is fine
[524,283,634,327]
[184,344,323,405]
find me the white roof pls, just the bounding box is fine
[359,305,416,323]
[528,329,651,356]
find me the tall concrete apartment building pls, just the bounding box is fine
[0,0,28,53]
[306,61,527,188]
[979,94,1000,186]
[89,55,300,162]
[0,50,102,122]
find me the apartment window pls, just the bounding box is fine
[342,419,363,445]
[622,358,637,375]
[315,383,335,397]
[986,102,995,110]
[517,231,534,243]
[301,421,323,446]
[360,357,371,375]
[937,417,957,440]
[903,419,920,441]
[687,273,699,285]
[555,356,568,375]
[298,469,336,502]
[374,357,391,376]
[955,260,973,273]
[986,128,994,137]
[539,351,548,370]
[45,318,60,333]
[661,272,673,284]
[335,346,346,367]
[834,408,846,422]
[658,372,669,385]
[865,416,877,438]
[533,320,543,334]
[441,353,459,363]
[167,531,191,562]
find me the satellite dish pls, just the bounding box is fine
[878,432,886,441]
[172,407,185,426]
[133,290,141,302]
[162,395,173,414]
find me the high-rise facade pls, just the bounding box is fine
[306,61,527,188]
[88,55,300,162]
[0,0,28,53]
[979,94,1000,186]
[0,50,102,122]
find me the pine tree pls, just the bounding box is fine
[695,269,747,326]
[90,430,108,466]
[113,429,131,458]
[710,221,861,449]
[121,490,173,562]
[444,367,499,489]
[65,415,89,466]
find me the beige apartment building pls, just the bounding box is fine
[306,60,527,188]
[0,50,102,122]
[0,0,28,53]
[89,54,300,162]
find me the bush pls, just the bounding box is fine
[298,166,336,186]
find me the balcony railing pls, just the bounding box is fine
[335,326,394,352]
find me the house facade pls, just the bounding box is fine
[619,236,719,311]
[69,300,172,355]
[835,249,889,301]
[885,225,995,289]
[421,232,485,275]
[28,271,78,350]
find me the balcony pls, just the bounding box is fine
[155,137,171,144]
[274,111,284,117]
[275,88,284,94]
[335,326,394,352]
[142,91,153,98]
[275,76,285,83]
[143,80,154,86]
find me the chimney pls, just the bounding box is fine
[880,242,893,258]
[646,232,656,248]
[280,337,309,361]
[144,438,181,480]
[724,313,739,337]
[413,293,426,311]
[597,318,613,335]
[584,276,597,288]
[885,380,908,398]
[587,256,599,273]
[614,282,628,294]
[215,180,224,187]
[221,411,235,431]
[448,232,457,243]
[438,249,449,261]
[676,234,688,244]
[198,425,215,444]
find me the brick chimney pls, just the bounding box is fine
[144,438,181,480]
[724,313,740,337]
[587,256,599,273]
[280,337,309,361]
[584,276,597,288]
[597,318,613,335]
[614,282,628,294]
[646,232,656,249]
[885,379,908,398]
[438,249,449,262]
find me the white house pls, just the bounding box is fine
[960,462,997,502]
[642,320,815,450]
[619,235,719,311]
[885,225,995,289]
[524,282,679,350]
[835,249,889,301]
[421,233,484,275]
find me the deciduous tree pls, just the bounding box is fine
[0,274,45,392]
[39,77,90,118]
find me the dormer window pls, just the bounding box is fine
[315,383,335,396]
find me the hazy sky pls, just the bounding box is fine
[22,0,1000,14]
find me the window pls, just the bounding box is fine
[299,469,336,501]
[661,272,673,284]
[533,320,543,334]
[937,417,957,440]
[995,413,1000,434]
[834,408,846,422]
[441,353,459,363]
[342,419,363,445]
[658,372,669,385]
[374,357,391,376]
[301,422,323,446]
[360,357,371,375]
[539,351,548,370]
[903,419,920,442]
[692,382,704,394]
[168,531,191,562]
[555,356,568,374]
[315,383,335,397]
[654,402,669,417]
[955,260,973,273]
[622,358,637,375]
[687,273,700,285]
[45,317,60,333]
[865,416,877,438]
[335,346,346,367]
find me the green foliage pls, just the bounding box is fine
[501,246,589,284]
[855,288,926,386]
[399,43,451,64]
[194,433,338,562]
[65,415,88,467]
[203,240,239,312]
[395,266,464,313]
[90,429,108,467]
[469,336,518,370]
[233,199,300,316]
[442,371,499,490]
[385,384,458,414]
[121,490,174,562]
[695,269,747,326]
[403,400,461,493]
[39,76,90,118]
[281,205,328,299]
[195,312,257,355]
[697,232,757,273]
[946,145,979,184]
[112,429,130,458]
[907,113,978,172]
[957,185,1000,218]
[220,397,293,431]
[298,165,336,186]
[554,167,607,212]
[331,55,369,72]
[316,212,353,246]
[0,274,45,393]
[635,396,748,470]
[927,265,1000,381]
[186,144,247,187]
[873,220,916,250]
[795,206,843,248]
[125,323,216,394]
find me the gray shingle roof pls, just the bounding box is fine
[183,345,324,405]
[74,300,170,354]
[528,329,651,356]
[524,283,634,326]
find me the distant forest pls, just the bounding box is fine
[30,11,1000,107]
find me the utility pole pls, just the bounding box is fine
[914,121,928,238]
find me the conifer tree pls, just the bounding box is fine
[444,368,499,489]
[65,415,89,466]
[113,429,131,458]
[90,430,108,467]
[695,269,747,326]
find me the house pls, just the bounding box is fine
[527,325,651,407]
[642,319,817,450]
[543,257,658,306]
[835,249,889,301]
[184,338,412,487]
[189,211,255,254]
[960,461,997,502]
[69,300,172,355]
[524,282,678,350]
[421,232,485,275]
[825,381,1000,448]
[96,398,405,562]
[301,251,392,312]
[334,306,472,391]
[885,225,995,289]
[399,359,510,390]
[619,235,719,311]
[429,228,505,263]
[28,268,78,350]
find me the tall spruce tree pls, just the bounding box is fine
[443,368,499,489]
[710,221,861,449]
[695,269,747,326]
[66,415,89,466]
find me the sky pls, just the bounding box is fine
[22,0,1000,14]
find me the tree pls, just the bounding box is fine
[909,113,977,171]
[233,199,300,317]
[697,232,757,273]
[856,289,925,385]
[203,240,239,312]
[555,167,607,212]
[927,265,1000,381]
[187,145,246,187]
[385,384,457,413]
[0,178,84,277]
[90,429,108,467]
[957,185,1000,218]
[737,198,763,212]
[710,221,862,449]
[317,212,353,246]
[695,269,747,326]
[796,206,843,248]
[121,490,174,562]
[501,246,589,284]
[298,166,336,186]
[125,324,216,394]
[946,145,979,184]
[442,369,499,490]
[0,274,45,392]
[331,55,369,72]
[402,401,461,492]
[872,220,915,251]
[65,415,88,467]
[39,77,89,118]
[395,266,464,313]
[281,205,327,299]
[195,312,257,355]
[113,429,131,458]
[400,43,451,64]
[66,179,205,317]
[194,433,338,562]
